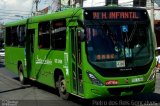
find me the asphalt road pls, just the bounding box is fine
[0,58,160,106]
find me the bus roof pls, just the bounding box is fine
[5,6,148,27]
[5,8,83,27]
[29,8,83,23]
[5,19,27,27]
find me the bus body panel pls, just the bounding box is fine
[5,47,26,74]
[83,79,155,99]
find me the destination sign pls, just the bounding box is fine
[84,10,148,21]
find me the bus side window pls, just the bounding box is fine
[51,28,66,50]
[6,27,12,46]
[11,26,18,47]
[38,21,50,49]
[51,19,66,50]
[18,25,26,47]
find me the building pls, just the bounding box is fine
[155,20,160,47]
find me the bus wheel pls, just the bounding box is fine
[18,64,25,84]
[57,75,69,100]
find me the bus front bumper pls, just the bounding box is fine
[84,79,155,99]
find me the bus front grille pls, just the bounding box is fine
[108,85,145,96]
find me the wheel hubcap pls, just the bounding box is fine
[19,72,23,82]
[60,79,66,93]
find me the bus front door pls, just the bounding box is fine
[26,29,35,79]
[71,28,84,96]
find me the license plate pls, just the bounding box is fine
[132,77,144,83]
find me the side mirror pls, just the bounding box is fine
[77,28,86,42]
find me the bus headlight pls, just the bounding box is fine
[87,71,103,86]
[148,68,156,81]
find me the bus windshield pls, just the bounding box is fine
[86,22,152,68]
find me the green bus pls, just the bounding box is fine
[5,7,157,99]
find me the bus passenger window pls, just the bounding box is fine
[18,25,26,47]
[51,19,66,50]
[51,28,66,50]
[11,26,18,46]
[38,22,50,49]
[6,27,12,46]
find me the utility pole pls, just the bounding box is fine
[34,0,40,12]
[151,0,155,32]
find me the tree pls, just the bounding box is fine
[105,0,118,6]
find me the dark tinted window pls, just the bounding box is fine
[51,20,66,50]
[6,27,11,46]
[11,26,18,46]
[17,25,26,47]
[38,21,50,49]
[6,25,26,47]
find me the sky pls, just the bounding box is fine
[0,0,33,23]
[0,0,160,23]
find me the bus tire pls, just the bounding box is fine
[18,64,25,85]
[57,75,69,100]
